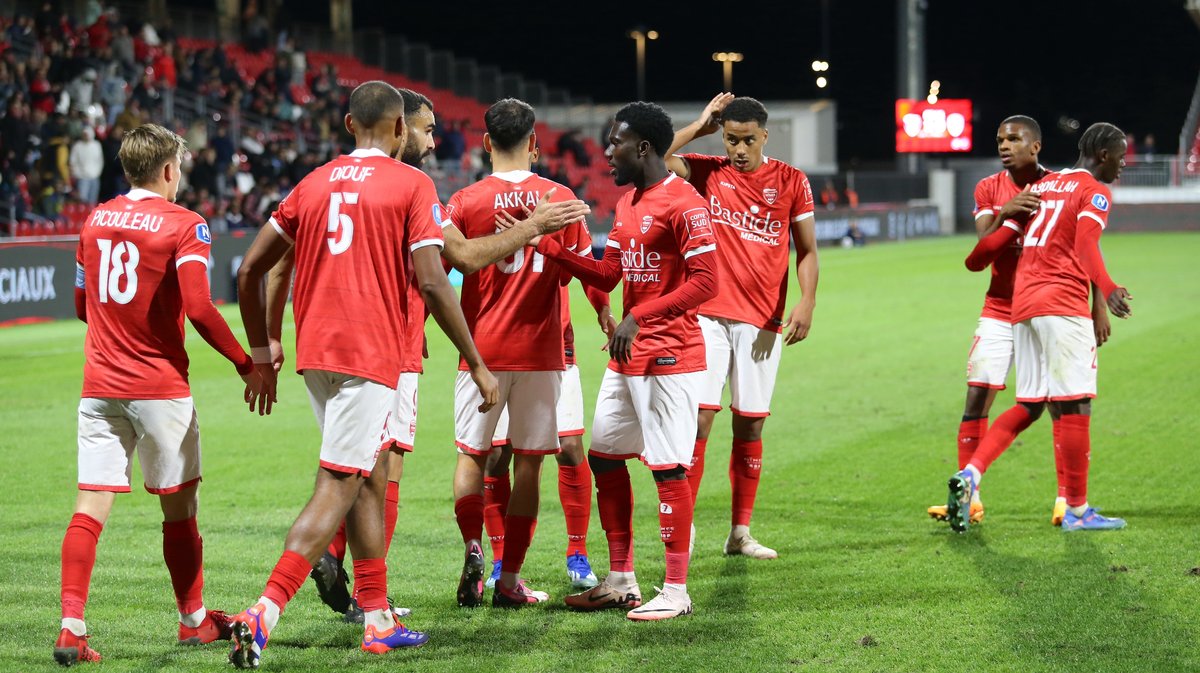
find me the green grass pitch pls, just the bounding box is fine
[0,233,1197,672]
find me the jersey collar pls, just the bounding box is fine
[348,148,390,159]
[126,188,164,201]
[492,169,534,183]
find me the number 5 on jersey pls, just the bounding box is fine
[328,192,358,254]
[96,238,140,304]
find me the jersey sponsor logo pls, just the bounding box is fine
[1091,193,1109,212]
[684,207,712,240]
[719,181,737,190]
[655,356,676,366]
[195,223,211,244]
[621,238,662,282]
[708,194,784,245]
[763,187,778,204]
[641,215,654,234]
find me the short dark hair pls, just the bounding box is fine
[348,81,404,129]
[485,98,536,152]
[1000,115,1042,141]
[398,88,434,116]
[614,101,673,156]
[1078,122,1125,158]
[722,97,768,127]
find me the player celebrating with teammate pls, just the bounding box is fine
[540,102,718,620]
[665,94,818,559]
[56,123,262,665]
[445,98,593,608]
[228,81,500,668]
[948,122,1133,533]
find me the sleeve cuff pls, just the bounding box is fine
[236,353,254,376]
[269,217,294,244]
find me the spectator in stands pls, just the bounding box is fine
[189,146,219,197]
[437,119,466,174]
[212,124,235,168]
[557,128,591,167]
[842,221,866,248]
[7,15,38,59]
[843,184,859,209]
[1,98,34,170]
[68,126,102,204]
[820,179,840,208]
[110,23,135,76]
[1143,134,1156,161]
[98,124,126,201]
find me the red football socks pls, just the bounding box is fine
[326,521,347,563]
[261,550,310,611]
[687,438,707,505]
[454,494,485,544]
[351,558,388,612]
[482,473,509,560]
[500,514,536,576]
[1052,419,1067,498]
[162,517,204,615]
[958,417,988,470]
[558,463,591,556]
[594,466,634,573]
[1057,414,1091,507]
[383,480,399,554]
[655,479,693,585]
[730,439,764,527]
[60,512,103,620]
[967,405,1035,475]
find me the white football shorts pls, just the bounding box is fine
[304,370,393,477]
[77,397,201,494]
[492,364,585,446]
[698,315,782,417]
[590,368,703,470]
[456,370,561,456]
[966,317,1015,389]
[384,372,419,453]
[1014,315,1098,403]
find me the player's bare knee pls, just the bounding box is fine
[963,386,996,418]
[588,454,625,475]
[556,436,585,466]
[157,484,199,522]
[1050,398,1091,417]
[651,465,688,482]
[731,413,765,441]
[1019,401,1046,422]
[697,409,717,439]
[74,490,116,524]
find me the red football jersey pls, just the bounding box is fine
[398,280,425,374]
[447,171,589,371]
[972,170,1031,322]
[1011,169,1112,323]
[680,154,814,331]
[606,173,716,375]
[269,149,444,387]
[76,189,213,399]
[561,229,595,366]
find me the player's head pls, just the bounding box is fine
[118,123,187,202]
[721,96,769,172]
[607,101,673,186]
[398,88,436,167]
[345,81,406,157]
[483,98,536,157]
[1077,122,1126,184]
[995,115,1041,172]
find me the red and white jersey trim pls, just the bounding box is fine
[176,255,208,267]
[269,217,293,244]
[683,243,717,259]
[1079,211,1105,228]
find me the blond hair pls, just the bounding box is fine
[118,123,187,187]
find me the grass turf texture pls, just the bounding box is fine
[0,233,1197,672]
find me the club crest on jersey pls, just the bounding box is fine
[1092,194,1109,212]
[641,215,654,233]
[763,187,778,205]
[195,223,211,244]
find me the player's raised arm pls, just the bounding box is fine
[442,189,590,274]
[665,92,735,179]
[264,247,294,373]
[412,245,499,411]
[236,223,292,414]
[536,234,622,292]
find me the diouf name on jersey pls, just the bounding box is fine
[1031,179,1080,195]
[709,194,784,245]
[494,190,541,210]
[88,209,164,232]
[621,239,661,283]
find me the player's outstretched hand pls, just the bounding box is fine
[783,302,814,345]
[597,305,618,351]
[242,363,277,416]
[696,92,736,136]
[470,363,500,413]
[494,210,543,246]
[609,315,640,365]
[1107,287,1133,319]
[528,187,591,235]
